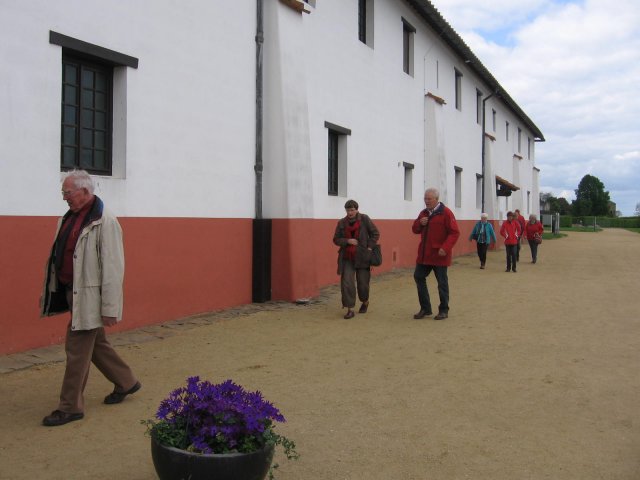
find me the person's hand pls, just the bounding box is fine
[347,239,358,246]
[420,217,429,226]
[102,316,117,327]
[438,248,446,257]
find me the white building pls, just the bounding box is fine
[0,0,543,354]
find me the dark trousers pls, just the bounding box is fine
[516,238,522,261]
[505,245,518,271]
[528,239,540,262]
[414,264,449,314]
[340,260,371,308]
[58,288,137,413]
[476,242,489,265]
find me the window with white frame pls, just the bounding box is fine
[492,109,496,132]
[402,18,415,76]
[325,121,350,197]
[476,174,482,209]
[358,0,374,47]
[476,89,483,124]
[527,137,531,159]
[518,127,522,152]
[455,69,463,111]
[505,121,509,141]
[403,162,414,201]
[50,31,138,176]
[454,166,462,208]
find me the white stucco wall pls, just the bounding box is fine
[0,0,257,218]
[262,0,540,222]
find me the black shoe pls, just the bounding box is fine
[434,312,448,320]
[512,269,517,273]
[505,268,510,272]
[42,410,84,427]
[104,381,141,405]
[413,309,433,319]
[344,310,355,319]
[358,302,369,314]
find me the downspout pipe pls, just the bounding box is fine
[252,0,271,303]
[255,0,264,219]
[481,92,496,213]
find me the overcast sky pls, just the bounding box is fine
[432,0,640,215]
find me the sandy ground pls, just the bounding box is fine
[1,229,640,480]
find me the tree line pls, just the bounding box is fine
[541,174,620,217]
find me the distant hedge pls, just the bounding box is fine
[564,216,640,228]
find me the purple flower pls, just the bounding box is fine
[152,377,287,454]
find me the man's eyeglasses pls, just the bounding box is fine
[61,189,80,198]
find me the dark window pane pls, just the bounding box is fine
[82,89,93,108]
[63,126,76,145]
[64,85,77,104]
[63,147,76,167]
[95,111,106,130]
[95,72,107,92]
[80,149,93,168]
[64,106,77,124]
[95,92,105,110]
[81,109,93,128]
[94,150,106,170]
[81,128,93,148]
[94,131,105,149]
[82,69,94,88]
[64,65,77,83]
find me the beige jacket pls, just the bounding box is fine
[41,197,124,331]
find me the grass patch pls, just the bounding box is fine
[624,228,640,234]
[542,232,566,240]
[558,226,602,233]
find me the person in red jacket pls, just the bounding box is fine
[524,213,544,263]
[500,211,521,272]
[412,188,460,320]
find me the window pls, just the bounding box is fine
[61,55,112,174]
[358,0,374,47]
[476,89,483,124]
[518,127,522,152]
[402,18,415,76]
[492,109,496,132]
[476,173,482,209]
[527,137,532,159]
[325,121,351,196]
[455,69,463,110]
[505,121,510,141]
[454,166,462,208]
[403,162,414,201]
[50,31,138,176]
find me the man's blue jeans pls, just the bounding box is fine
[413,264,449,314]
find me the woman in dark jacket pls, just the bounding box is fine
[333,199,380,319]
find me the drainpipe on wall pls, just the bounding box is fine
[481,92,495,213]
[252,0,271,302]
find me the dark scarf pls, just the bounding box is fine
[344,218,361,261]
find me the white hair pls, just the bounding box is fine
[425,187,440,199]
[64,169,95,194]
[481,213,488,218]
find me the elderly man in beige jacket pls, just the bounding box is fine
[40,170,140,426]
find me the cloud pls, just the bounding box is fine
[433,0,640,214]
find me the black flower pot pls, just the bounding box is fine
[151,435,275,480]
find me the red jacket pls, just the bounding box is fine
[525,220,544,240]
[412,203,460,266]
[500,220,521,245]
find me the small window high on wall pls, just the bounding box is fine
[325,121,351,197]
[402,18,415,76]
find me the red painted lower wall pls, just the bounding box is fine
[0,215,487,355]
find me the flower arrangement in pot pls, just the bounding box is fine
[143,376,298,480]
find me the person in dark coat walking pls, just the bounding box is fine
[333,200,380,319]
